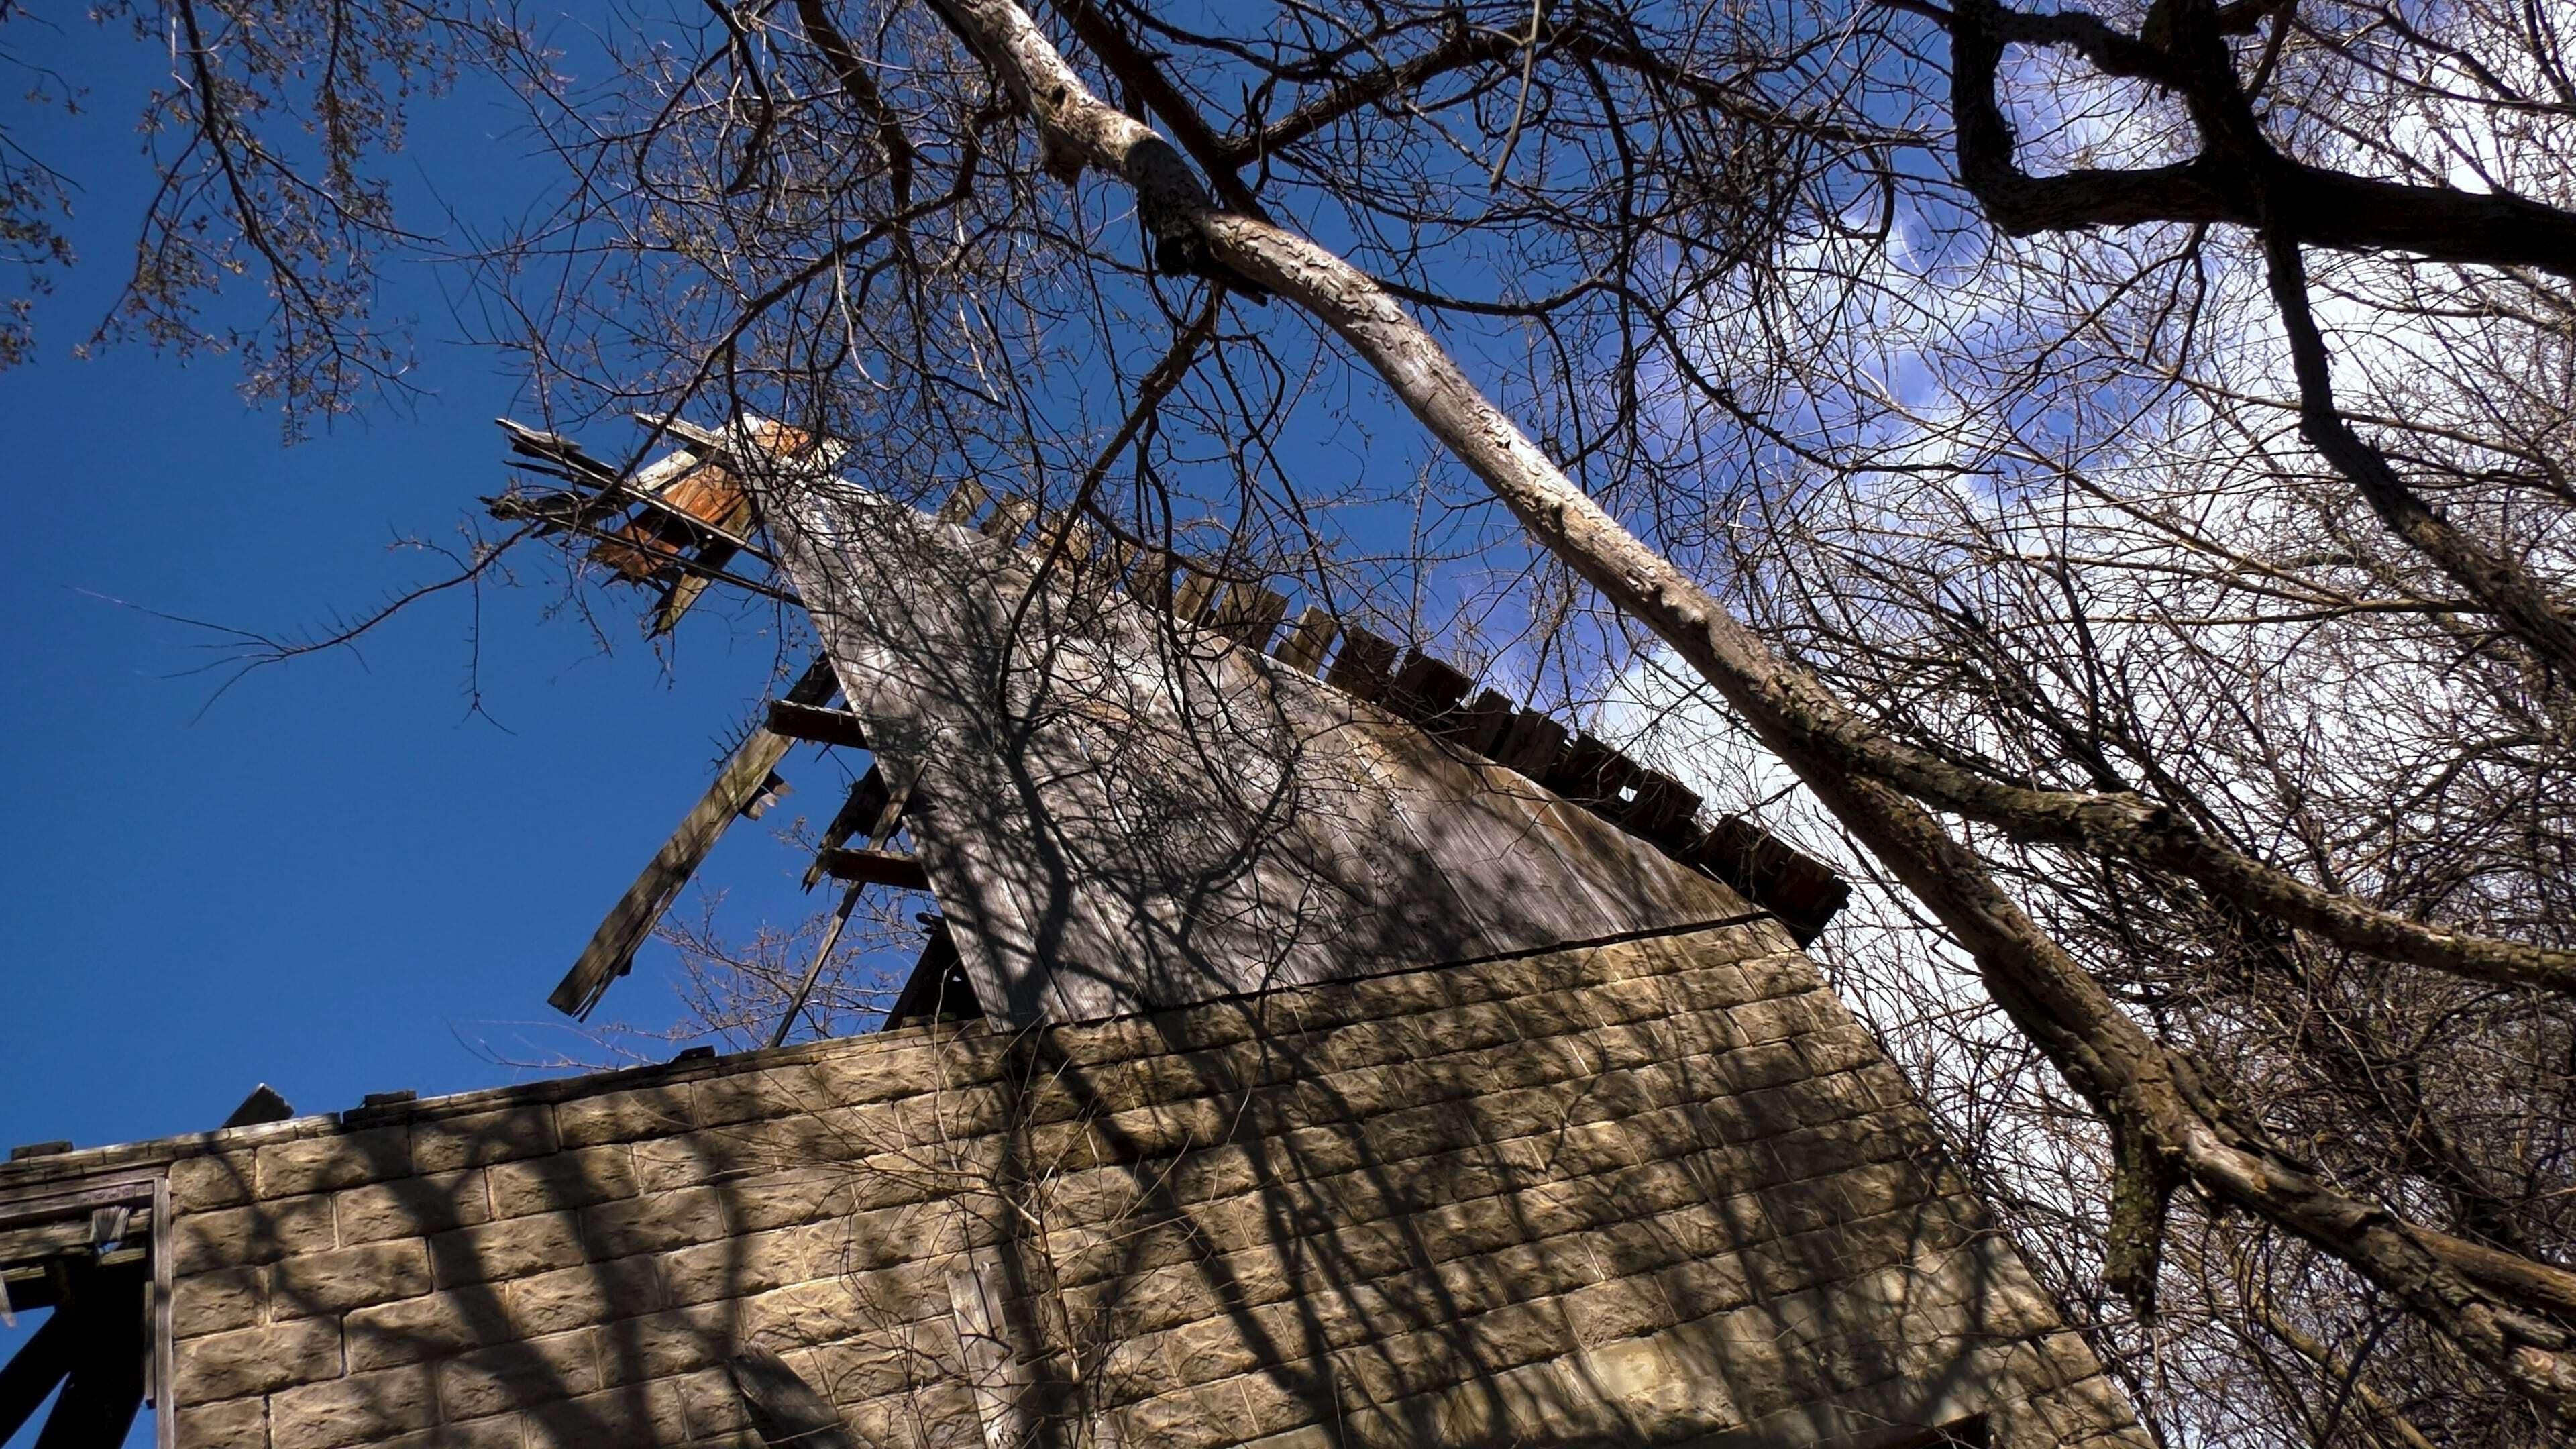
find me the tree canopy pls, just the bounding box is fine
[11,1,2575,1440]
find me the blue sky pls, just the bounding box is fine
[0,14,820,1165]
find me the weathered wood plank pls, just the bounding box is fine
[815,848,931,890]
[548,658,838,1018]
[1208,581,1288,651]
[936,478,992,525]
[0,1298,72,1442]
[765,700,871,751]
[755,478,1804,1028]
[1270,606,1339,675]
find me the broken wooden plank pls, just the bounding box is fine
[805,770,890,890]
[1623,770,1703,847]
[936,478,991,525]
[549,658,839,1019]
[650,493,759,635]
[1548,731,1640,812]
[1686,815,1851,944]
[1271,606,1340,675]
[1322,625,1399,702]
[765,700,871,751]
[1121,545,1176,605]
[816,848,931,891]
[1170,566,1221,625]
[1492,708,1570,778]
[1454,688,1516,759]
[980,494,1040,543]
[1387,648,1474,727]
[1208,581,1289,651]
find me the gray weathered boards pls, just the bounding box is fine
[761,479,1759,1027]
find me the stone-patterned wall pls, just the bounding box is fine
[0,920,2147,1449]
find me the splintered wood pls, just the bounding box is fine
[759,483,1770,1028]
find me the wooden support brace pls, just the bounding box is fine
[549,657,839,1019]
[805,769,890,890]
[816,848,932,891]
[766,700,872,751]
[39,1261,147,1449]
[0,1305,72,1442]
[1271,606,1340,676]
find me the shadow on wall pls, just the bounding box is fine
[119,911,2135,1448]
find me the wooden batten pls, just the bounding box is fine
[765,700,872,751]
[549,659,841,1019]
[816,847,931,891]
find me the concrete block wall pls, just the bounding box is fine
[0,919,2147,1448]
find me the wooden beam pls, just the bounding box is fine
[804,770,890,891]
[548,658,839,1019]
[765,700,871,751]
[0,1306,72,1444]
[36,1260,147,1449]
[815,848,931,892]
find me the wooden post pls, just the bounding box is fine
[548,657,839,1018]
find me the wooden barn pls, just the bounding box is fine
[0,418,2147,1449]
